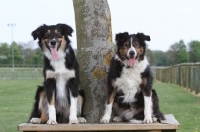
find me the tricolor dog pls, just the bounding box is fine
[100,32,165,124]
[29,24,86,124]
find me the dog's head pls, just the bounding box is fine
[32,24,73,60]
[115,32,150,66]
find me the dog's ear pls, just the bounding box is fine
[115,32,129,43]
[57,24,73,37]
[136,33,151,41]
[31,24,46,40]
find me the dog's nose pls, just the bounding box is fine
[129,51,135,56]
[50,40,56,46]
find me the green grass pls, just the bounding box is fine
[0,79,199,132]
[154,80,200,132]
[0,80,43,132]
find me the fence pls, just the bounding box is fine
[156,63,200,94]
[0,69,43,80]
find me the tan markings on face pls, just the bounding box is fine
[41,39,49,51]
[55,29,62,37]
[41,30,51,50]
[45,30,50,35]
[58,36,67,51]
[119,42,129,59]
[136,47,144,56]
[132,41,139,48]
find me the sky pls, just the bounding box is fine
[0,0,200,51]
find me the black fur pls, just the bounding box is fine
[29,24,85,124]
[101,32,164,124]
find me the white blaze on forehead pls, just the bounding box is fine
[130,37,133,48]
[125,36,137,67]
[127,37,137,58]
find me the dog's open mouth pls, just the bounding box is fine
[50,47,59,60]
[128,57,136,67]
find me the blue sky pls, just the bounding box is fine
[0,0,200,51]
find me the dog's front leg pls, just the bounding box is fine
[100,101,113,123]
[141,67,153,124]
[143,95,153,123]
[68,78,79,124]
[46,91,57,125]
[69,91,78,124]
[100,84,116,123]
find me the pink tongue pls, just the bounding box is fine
[129,58,136,67]
[50,48,58,60]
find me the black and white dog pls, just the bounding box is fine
[100,32,164,124]
[29,24,86,124]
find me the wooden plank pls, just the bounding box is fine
[18,114,179,132]
[18,123,179,131]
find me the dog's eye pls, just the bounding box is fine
[124,42,130,47]
[133,42,139,47]
[44,33,49,37]
[57,32,61,36]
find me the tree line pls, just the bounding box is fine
[147,40,200,66]
[0,41,43,67]
[0,40,200,67]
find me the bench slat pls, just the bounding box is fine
[18,114,180,132]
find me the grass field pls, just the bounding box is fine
[0,79,200,132]
[0,80,43,132]
[154,81,200,132]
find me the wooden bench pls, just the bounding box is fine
[18,114,180,132]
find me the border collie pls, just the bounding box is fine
[28,24,86,124]
[100,32,165,124]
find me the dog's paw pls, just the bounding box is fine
[152,116,158,123]
[55,72,60,78]
[143,116,153,124]
[30,118,41,124]
[63,70,75,79]
[77,117,86,123]
[113,116,122,122]
[46,70,56,79]
[46,119,57,125]
[100,118,110,123]
[69,118,79,124]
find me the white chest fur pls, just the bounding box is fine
[49,58,72,107]
[114,58,149,102]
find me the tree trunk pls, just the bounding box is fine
[73,0,113,122]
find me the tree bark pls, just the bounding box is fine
[73,0,113,122]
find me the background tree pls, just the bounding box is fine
[146,48,155,65]
[176,40,188,64]
[33,48,43,66]
[18,41,36,66]
[188,40,200,63]
[166,40,188,65]
[0,43,9,65]
[73,0,113,122]
[152,50,167,66]
[8,42,22,65]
